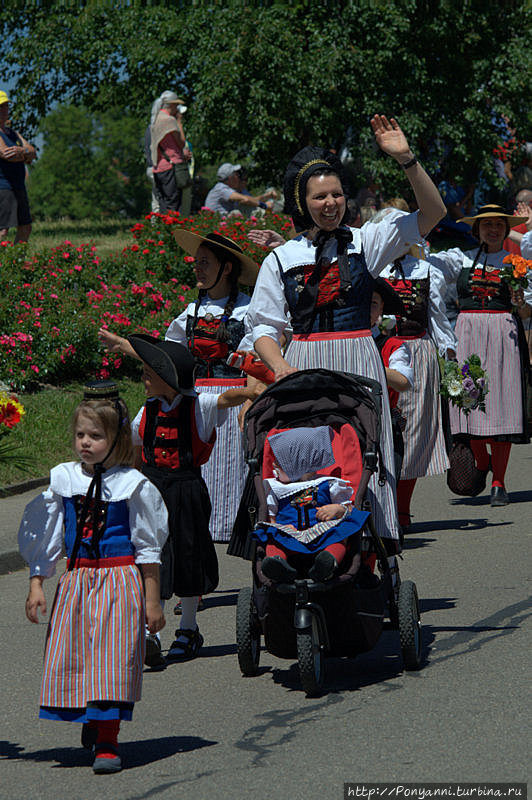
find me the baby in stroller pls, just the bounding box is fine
[254,425,370,584]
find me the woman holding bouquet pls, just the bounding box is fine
[428,205,532,505]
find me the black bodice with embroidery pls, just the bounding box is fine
[186,314,245,379]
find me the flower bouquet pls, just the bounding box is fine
[501,254,531,291]
[440,354,488,415]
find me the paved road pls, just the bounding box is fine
[1,446,530,800]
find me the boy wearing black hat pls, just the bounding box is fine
[128,335,257,665]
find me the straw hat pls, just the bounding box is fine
[458,204,527,229]
[172,230,259,285]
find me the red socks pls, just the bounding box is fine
[397,478,417,527]
[94,720,120,760]
[470,439,511,488]
[491,441,511,488]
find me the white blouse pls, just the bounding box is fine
[379,255,457,355]
[18,463,169,577]
[243,212,423,348]
[427,247,532,306]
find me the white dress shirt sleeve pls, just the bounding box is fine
[129,478,169,564]
[427,267,458,354]
[244,250,291,347]
[18,486,65,578]
[361,212,423,276]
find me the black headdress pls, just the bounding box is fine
[283,145,350,233]
[283,146,354,332]
[68,380,126,570]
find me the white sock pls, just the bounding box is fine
[179,596,199,631]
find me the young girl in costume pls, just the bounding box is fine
[18,382,169,775]
[128,334,258,664]
[253,426,370,583]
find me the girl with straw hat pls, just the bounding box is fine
[99,231,260,545]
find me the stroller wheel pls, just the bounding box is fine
[236,586,261,676]
[297,615,325,697]
[398,580,422,670]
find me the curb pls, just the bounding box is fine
[0,476,48,499]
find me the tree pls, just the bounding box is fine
[2,3,531,198]
[27,104,149,219]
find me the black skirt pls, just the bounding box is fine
[226,469,257,561]
[143,464,219,599]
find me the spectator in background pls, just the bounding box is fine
[144,123,162,214]
[150,91,191,212]
[504,188,532,255]
[204,163,276,216]
[0,90,36,243]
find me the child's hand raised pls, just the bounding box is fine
[25,577,46,623]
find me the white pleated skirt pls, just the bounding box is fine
[196,379,247,542]
[285,331,399,541]
[450,312,524,437]
[395,335,449,479]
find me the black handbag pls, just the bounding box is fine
[173,161,193,189]
[161,146,193,189]
[446,435,485,497]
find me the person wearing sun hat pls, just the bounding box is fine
[0,89,37,243]
[428,203,532,506]
[99,230,262,547]
[243,114,446,551]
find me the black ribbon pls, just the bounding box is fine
[67,463,106,570]
[392,257,406,281]
[295,226,353,333]
[67,398,124,570]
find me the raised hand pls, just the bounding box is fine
[370,114,411,162]
[516,201,532,231]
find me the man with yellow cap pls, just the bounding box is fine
[0,90,37,243]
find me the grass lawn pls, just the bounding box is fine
[27,217,138,257]
[0,377,146,489]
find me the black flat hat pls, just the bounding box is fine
[128,335,196,396]
[373,278,405,316]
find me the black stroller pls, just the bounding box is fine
[235,369,422,696]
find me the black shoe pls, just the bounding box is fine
[166,627,204,662]
[145,634,166,670]
[490,485,509,506]
[92,744,122,774]
[308,551,337,582]
[81,722,98,750]
[261,556,297,583]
